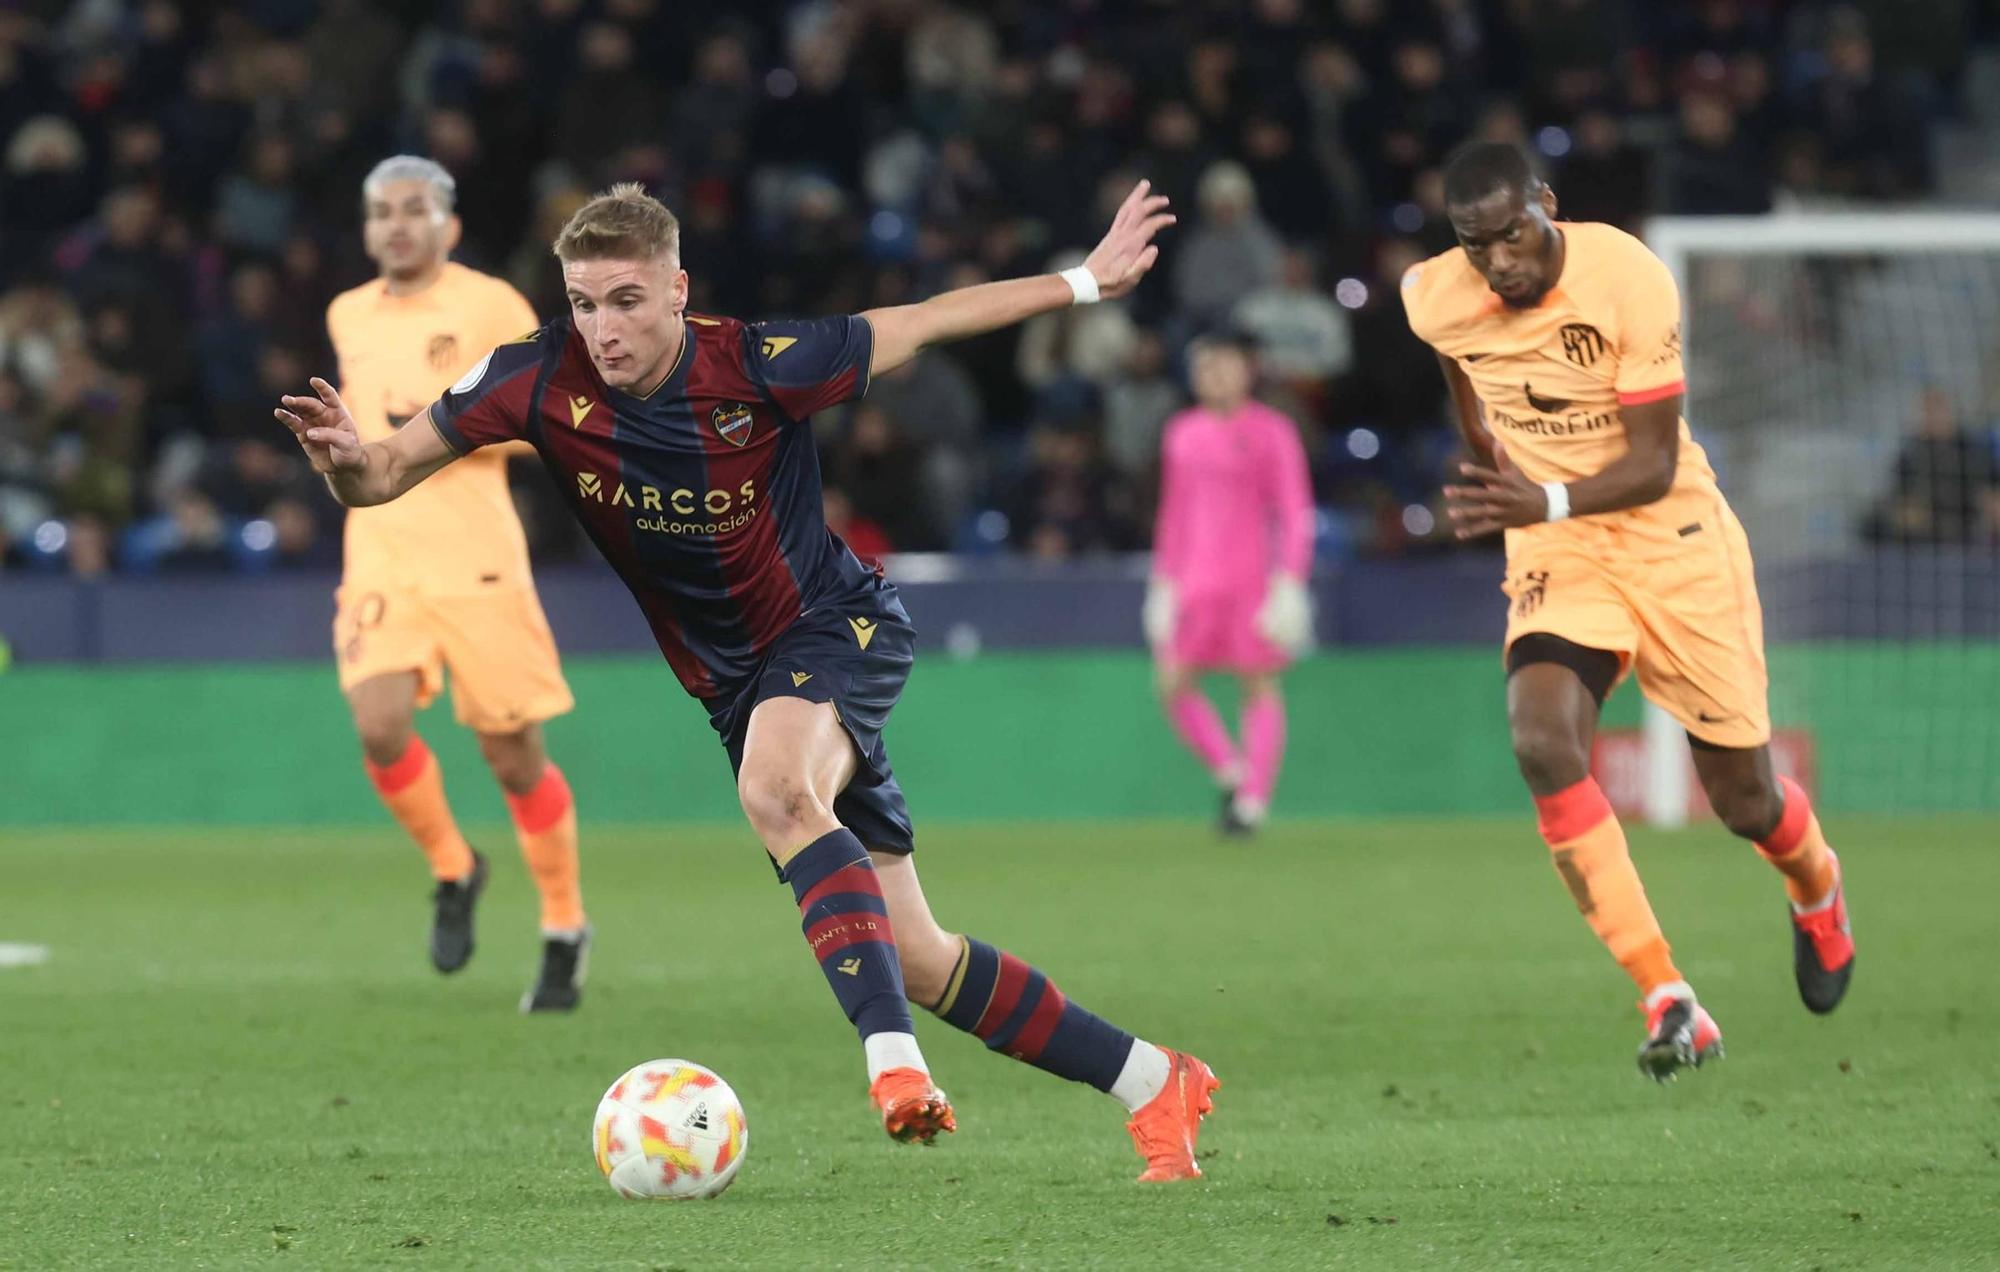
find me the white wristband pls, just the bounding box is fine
[1541,481,1571,523]
[1058,265,1101,306]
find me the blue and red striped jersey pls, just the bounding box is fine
[426,312,879,698]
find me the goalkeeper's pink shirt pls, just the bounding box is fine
[1151,399,1315,597]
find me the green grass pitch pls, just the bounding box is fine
[4,816,1999,1269]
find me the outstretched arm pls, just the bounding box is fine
[861,179,1174,377]
[275,377,458,507]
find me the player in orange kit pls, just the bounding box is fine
[326,156,588,1011]
[1402,143,1855,1078]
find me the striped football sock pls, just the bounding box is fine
[784,829,917,1045]
[930,936,1149,1103]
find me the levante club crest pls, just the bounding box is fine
[711,402,754,448]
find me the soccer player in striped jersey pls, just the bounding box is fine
[279,180,1220,1180]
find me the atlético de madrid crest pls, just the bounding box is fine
[711,402,754,448]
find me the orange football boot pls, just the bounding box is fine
[869,1067,956,1144]
[1126,1050,1221,1182]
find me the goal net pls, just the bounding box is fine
[1640,215,2000,824]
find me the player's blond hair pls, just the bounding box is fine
[551,183,680,264]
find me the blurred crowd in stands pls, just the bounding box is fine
[0,0,1991,575]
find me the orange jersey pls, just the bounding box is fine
[1402,221,1721,553]
[326,263,540,594]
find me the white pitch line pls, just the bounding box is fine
[0,943,51,969]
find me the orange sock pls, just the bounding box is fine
[1535,777,1682,996]
[366,736,475,882]
[507,763,585,934]
[1755,776,1837,908]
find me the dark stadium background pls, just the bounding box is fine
[8,5,2000,1267]
[1,0,1988,580]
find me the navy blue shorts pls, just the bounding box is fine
[704,580,916,859]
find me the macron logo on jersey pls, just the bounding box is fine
[761,335,797,359]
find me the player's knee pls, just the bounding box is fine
[1708,774,1782,841]
[477,729,545,795]
[737,769,829,846]
[1509,721,1588,792]
[352,711,414,768]
[1242,673,1281,702]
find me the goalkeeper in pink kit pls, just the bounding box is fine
[1146,331,1316,833]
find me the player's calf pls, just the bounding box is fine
[1702,754,1856,1013]
[782,829,945,1143]
[1750,776,1854,1014]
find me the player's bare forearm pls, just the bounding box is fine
[321,443,397,506]
[863,178,1173,376]
[321,437,452,507]
[861,275,1073,376]
[1443,394,1682,538]
[1563,413,1679,517]
[1435,353,1497,468]
[278,378,456,506]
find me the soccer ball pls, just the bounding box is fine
[592,1059,749,1200]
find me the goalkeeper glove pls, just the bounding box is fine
[1255,574,1313,655]
[1142,578,1176,649]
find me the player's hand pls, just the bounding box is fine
[275,377,364,475]
[1256,574,1313,655]
[1442,445,1548,539]
[1083,179,1175,300]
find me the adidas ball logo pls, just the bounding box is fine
[683,1102,710,1131]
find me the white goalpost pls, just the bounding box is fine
[1641,213,2000,827]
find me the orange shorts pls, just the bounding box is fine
[334,580,574,734]
[1501,500,1770,749]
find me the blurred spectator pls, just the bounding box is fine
[1863,388,2000,546]
[1102,332,1182,482]
[0,368,54,548]
[1006,425,1137,559]
[1553,111,1649,230]
[1788,6,1935,200]
[554,24,666,183]
[1240,111,1334,242]
[866,351,984,543]
[1664,91,1772,214]
[3,116,95,277]
[1232,248,1353,393]
[1172,162,1284,325]
[198,262,281,431]
[673,30,759,177]
[0,0,1988,577]
[215,132,301,254]
[0,281,86,400]
[823,486,893,562]
[824,404,937,552]
[60,513,114,578]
